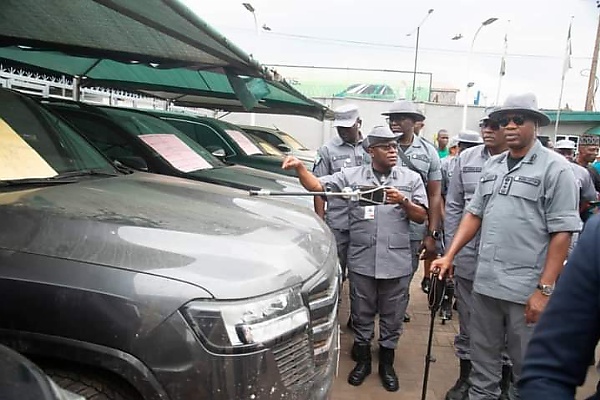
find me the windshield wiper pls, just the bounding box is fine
[51,170,119,179]
[0,170,118,187]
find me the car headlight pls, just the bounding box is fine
[182,286,309,352]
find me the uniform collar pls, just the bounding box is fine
[496,140,541,166]
[332,133,364,147]
[366,166,398,184]
[405,134,423,148]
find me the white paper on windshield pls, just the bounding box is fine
[0,118,57,180]
[225,129,262,155]
[139,134,212,172]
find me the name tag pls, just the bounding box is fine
[364,206,375,220]
[463,166,482,173]
[411,153,430,162]
[514,176,541,186]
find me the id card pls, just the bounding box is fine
[364,206,375,220]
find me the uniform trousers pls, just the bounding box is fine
[468,292,534,400]
[455,276,513,366]
[349,271,411,349]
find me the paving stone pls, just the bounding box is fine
[331,266,599,399]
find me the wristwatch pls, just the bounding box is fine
[536,283,555,296]
[426,230,441,240]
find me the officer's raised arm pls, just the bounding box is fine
[282,156,325,192]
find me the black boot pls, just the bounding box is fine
[499,365,513,400]
[378,346,399,392]
[445,359,471,400]
[403,313,411,323]
[348,343,371,386]
[350,341,359,362]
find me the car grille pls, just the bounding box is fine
[272,271,339,390]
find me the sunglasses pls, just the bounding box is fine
[479,120,500,130]
[497,115,530,128]
[371,142,398,151]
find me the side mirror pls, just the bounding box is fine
[211,148,227,158]
[114,156,149,172]
[276,144,292,154]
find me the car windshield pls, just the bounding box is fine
[0,90,117,184]
[277,131,310,151]
[222,128,263,156]
[245,133,284,156]
[101,108,224,173]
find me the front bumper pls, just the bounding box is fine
[143,270,340,400]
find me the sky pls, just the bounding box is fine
[184,0,600,110]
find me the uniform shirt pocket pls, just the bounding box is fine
[331,155,352,171]
[479,176,497,197]
[494,246,538,274]
[388,233,410,249]
[350,232,374,247]
[509,176,542,201]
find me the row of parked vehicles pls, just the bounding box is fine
[0,88,339,400]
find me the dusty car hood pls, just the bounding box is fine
[0,173,334,299]
[191,164,311,208]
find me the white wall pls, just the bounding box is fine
[219,98,490,149]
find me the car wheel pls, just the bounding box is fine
[44,367,141,400]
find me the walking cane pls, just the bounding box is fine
[421,269,447,400]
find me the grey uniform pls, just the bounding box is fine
[464,141,580,400]
[441,155,458,198]
[444,145,488,360]
[398,135,442,272]
[568,162,596,253]
[319,165,428,348]
[313,136,369,276]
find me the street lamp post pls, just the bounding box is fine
[407,9,434,101]
[242,3,260,126]
[457,17,498,130]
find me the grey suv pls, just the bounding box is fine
[0,89,339,400]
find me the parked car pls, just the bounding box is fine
[334,83,396,100]
[40,100,311,209]
[240,125,317,169]
[143,111,297,177]
[0,88,339,400]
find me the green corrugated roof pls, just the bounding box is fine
[585,126,600,136]
[545,110,600,123]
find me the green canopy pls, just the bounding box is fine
[585,126,600,136]
[0,0,261,74]
[0,47,329,119]
[0,0,330,120]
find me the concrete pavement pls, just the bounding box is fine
[330,267,599,400]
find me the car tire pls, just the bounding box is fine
[44,367,140,400]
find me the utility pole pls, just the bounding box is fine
[586,12,600,111]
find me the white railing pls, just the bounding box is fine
[0,64,169,109]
